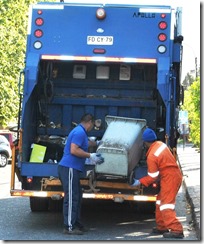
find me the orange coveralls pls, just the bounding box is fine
[140,141,183,233]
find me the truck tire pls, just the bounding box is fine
[136,201,156,214]
[48,198,63,212]
[30,197,49,212]
[0,153,8,167]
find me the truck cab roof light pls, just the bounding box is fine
[96,8,106,20]
[35,18,44,26]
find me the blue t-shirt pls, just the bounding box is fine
[59,124,88,172]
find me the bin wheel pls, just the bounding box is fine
[129,170,134,185]
[88,170,100,192]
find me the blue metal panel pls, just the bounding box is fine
[29,3,171,59]
[52,97,156,107]
[173,43,182,62]
[22,53,40,106]
[21,162,59,177]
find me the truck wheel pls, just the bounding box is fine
[136,201,156,214]
[30,197,49,212]
[128,170,134,185]
[0,153,8,167]
[48,198,63,212]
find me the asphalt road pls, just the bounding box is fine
[0,165,198,241]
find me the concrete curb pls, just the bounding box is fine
[176,143,200,240]
[182,175,200,240]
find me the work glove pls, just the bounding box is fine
[96,140,101,146]
[90,153,104,165]
[131,179,141,187]
[85,158,94,165]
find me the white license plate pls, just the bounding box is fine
[87,36,113,45]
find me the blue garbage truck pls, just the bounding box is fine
[10,1,183,212]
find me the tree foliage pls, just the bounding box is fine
[182,72,195,90]
[181,78,200,148]
[0,0,50,128]
[0,0,27,127]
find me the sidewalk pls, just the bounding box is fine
[176,142,200,240]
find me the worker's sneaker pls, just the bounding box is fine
[76,225,89,232]
[163,231,184,239]
[75,222,89,232]
[63,228,83,235]
[151,227,169,234]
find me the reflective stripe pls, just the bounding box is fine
[154,143,167,157]
[160,204,175,211]
[41,55,157,64]
[156,200,161,205]
[68,168,73,230]
[148,171,159,178]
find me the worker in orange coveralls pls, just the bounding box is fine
[132,128,184,239]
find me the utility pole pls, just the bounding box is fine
[195,57,198,79]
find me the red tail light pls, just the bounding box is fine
[93,48,106,54]
[152,183,157,188]
[37,10,43,15]
[27,177,33,183]
[158,33,167,42]
[159,21,167,30]
[35,18,44,26]
[34,29,43,38]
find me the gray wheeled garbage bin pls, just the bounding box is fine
[96,115,146,177]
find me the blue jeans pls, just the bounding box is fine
[58,165,82,230]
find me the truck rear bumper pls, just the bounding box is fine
[10,189,156,202]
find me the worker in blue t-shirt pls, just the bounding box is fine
[58,113,104,235]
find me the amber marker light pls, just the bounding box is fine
[96,8,106,20]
